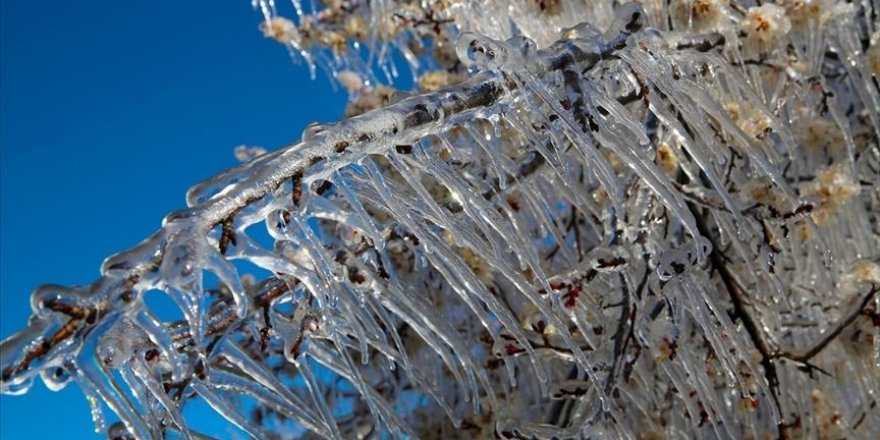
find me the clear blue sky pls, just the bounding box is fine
[0,1,346,437]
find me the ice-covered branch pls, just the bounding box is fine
[1,11,644,390]
[3,1,880,439]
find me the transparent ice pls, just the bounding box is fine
[2,1,879,439]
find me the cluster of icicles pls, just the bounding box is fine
[3,1,880,439]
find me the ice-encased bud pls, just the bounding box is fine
[160,233,202,291]
[336,223,366,247]
[456,32,509,71]
[97,318,143,369]
[604,2,647,41]
[588,246,629,273]
[693,237,712,263]
[165,244,197,277]
[266,209,292,241]
[40,366,72,391]
[281,304,321,363]
[106,421,135,440]
[657,248,693,281]
[97,339,133,369]
[657,238,712,281]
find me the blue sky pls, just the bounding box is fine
[0,1,346,437]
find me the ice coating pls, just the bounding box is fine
[2,2,880,439]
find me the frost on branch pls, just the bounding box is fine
[2,1,880,439]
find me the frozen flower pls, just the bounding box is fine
[739,4,791,54]
[442,230,493,283]
[744,177,788,213]
[670,0,729,33]
[233,145,267,163]
[417,70,454,93]
[806,164,860,226]
[782,0,834,32]
[337,70,366,94]
[722,97,773,140]
[794,116,843,151]
[844,260,880,285]
[259,16,299,44]
[316,29,348,54]
[344,14,369,40]
[534,0,563,15]
[655,142,680,176]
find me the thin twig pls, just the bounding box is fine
[773,285,879,363]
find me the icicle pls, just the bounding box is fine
[203,249,248,319]
[512,71,628,218]
[293,354,344,439]
[332,170,384,248]
[674,340,737,439]
[70,335,151,439]
[332,329,404,437]
[130,359,190,439]
[360,157,543,399]
[82,382,107,434]
[209,369,330,438]
[308,341,416,438]
[159,226,208,347]
[374,277,483,409]
[218,340,324,429]
[213,341,326,435]
[191,379,268,439]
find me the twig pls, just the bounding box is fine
[605,273,632,394]
[773,285,879,363]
